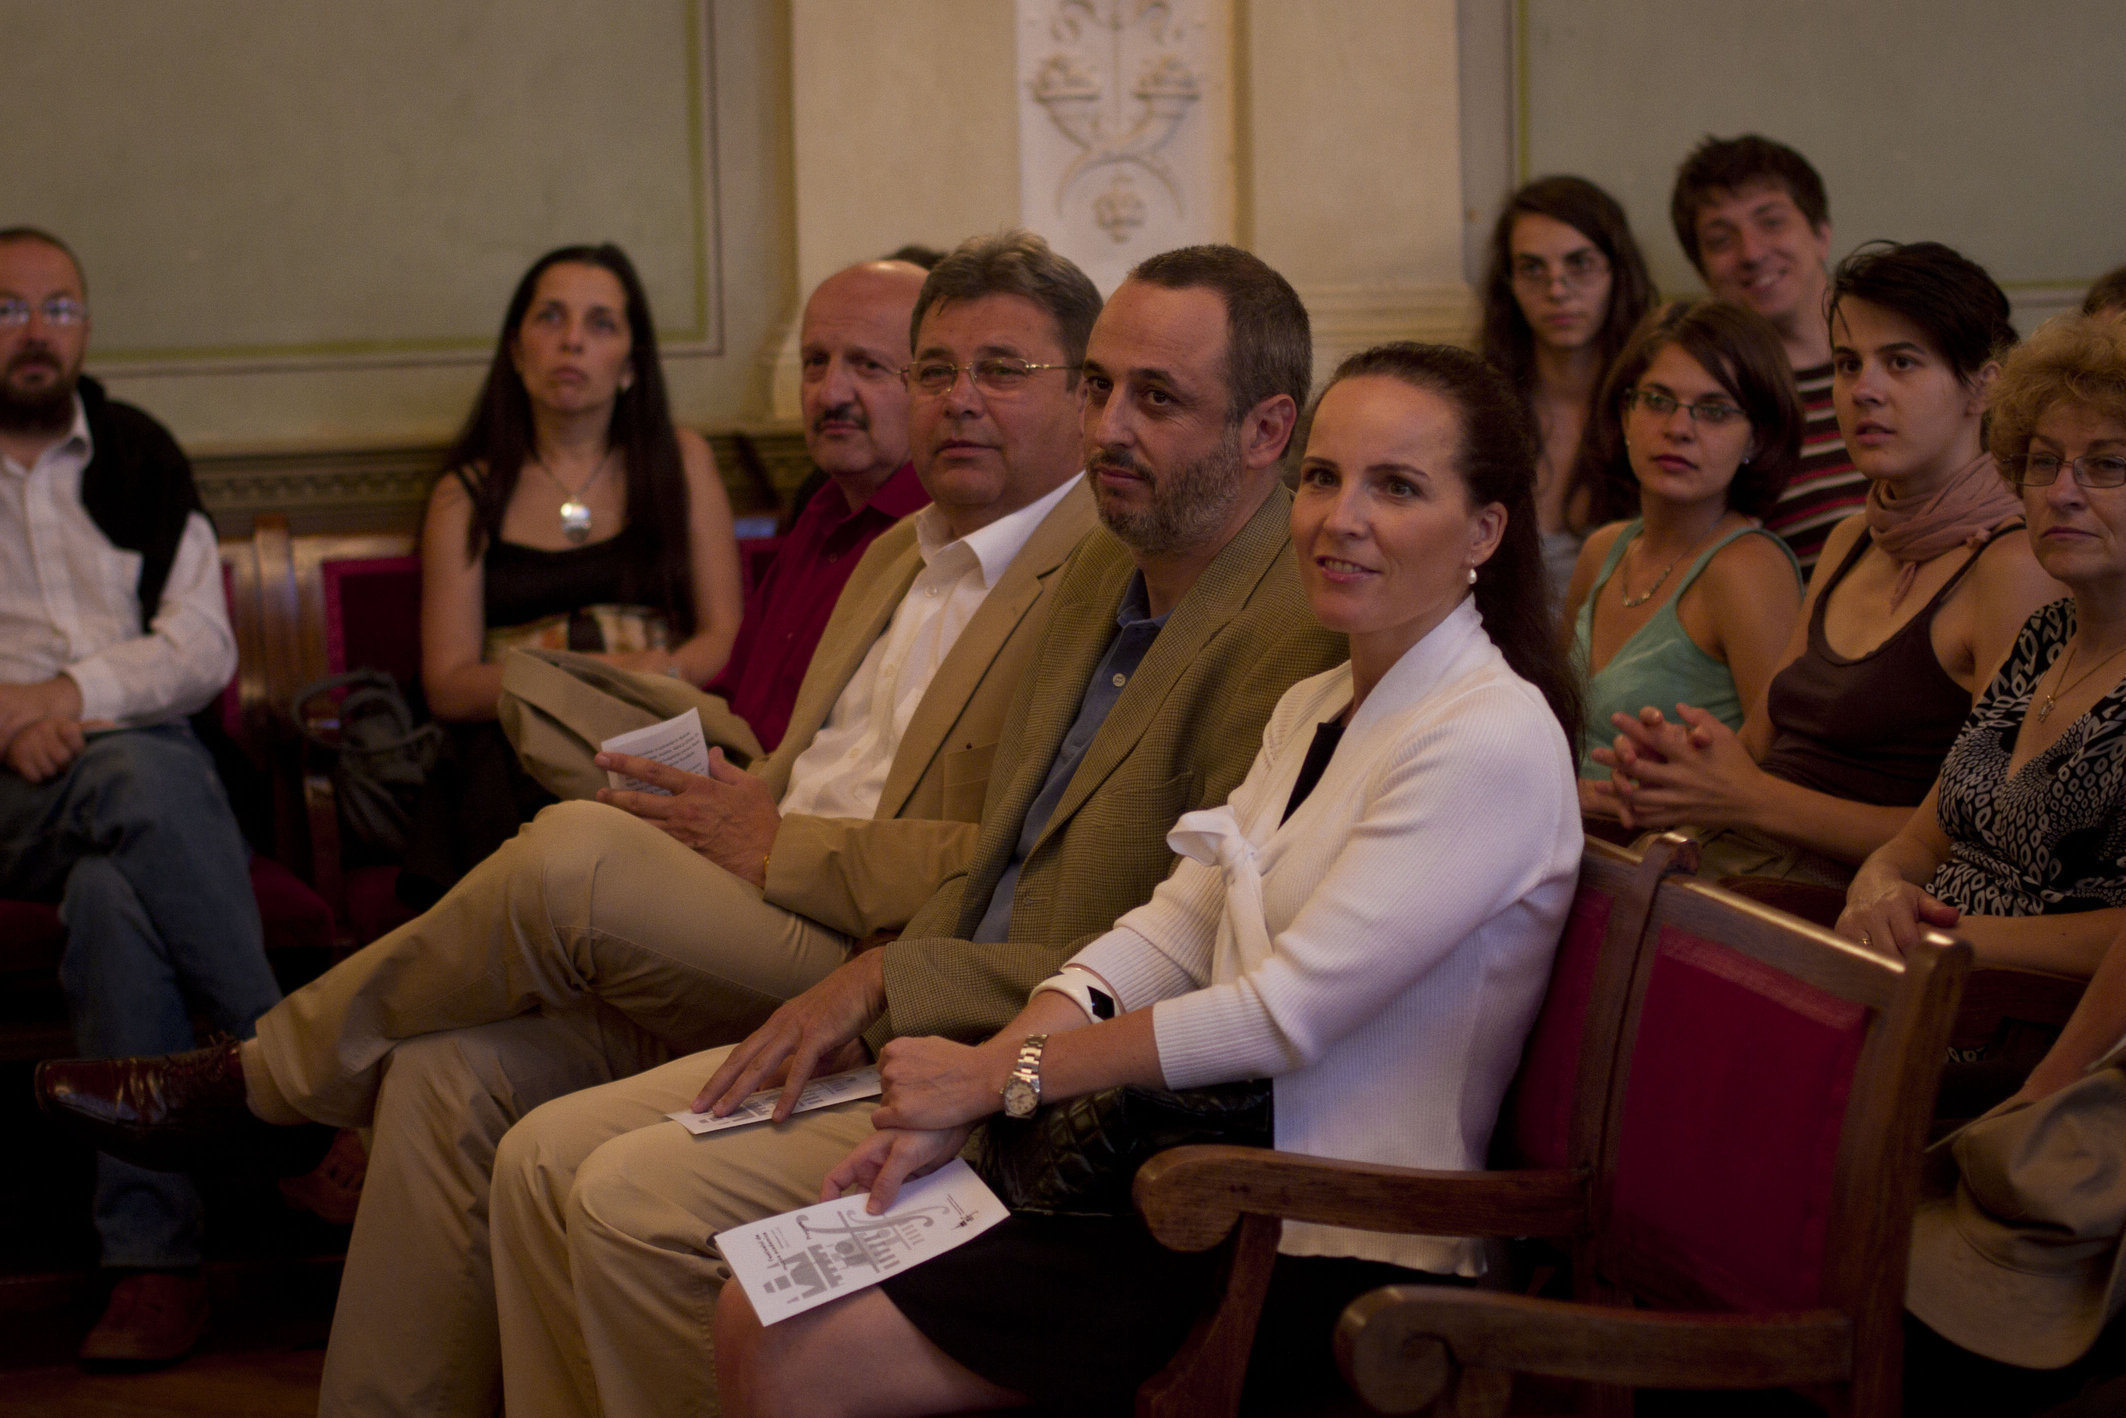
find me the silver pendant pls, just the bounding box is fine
[559,500,593,544]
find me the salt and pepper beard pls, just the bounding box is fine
[1089,422,1249,556]
[0,347,78,435]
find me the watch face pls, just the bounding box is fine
[1002,1076,1038,1119]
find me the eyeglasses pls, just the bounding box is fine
[1511,251,1610,291]
[2008,452,2126,489]
[0,297,86,329]
[1623,388,1745,426]
[902,357,1073,397]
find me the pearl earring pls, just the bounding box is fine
[1466,566,1478,586]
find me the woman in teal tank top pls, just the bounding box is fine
[1563,301,1806,790]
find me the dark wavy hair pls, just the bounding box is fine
[444,243,694,636]
[1478,177,1656,535]
[1829,241,2016,386]
[1316,343,1583,750]
[1670,134,1829,274]
[1479,177,1655,397]
[1582,300,1803,520]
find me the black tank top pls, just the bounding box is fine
[1758,522,2020,806]
[484,523,659,646]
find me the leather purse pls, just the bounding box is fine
[969,1079,1272,1218]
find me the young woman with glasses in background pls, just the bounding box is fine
[1478,176,1656,606]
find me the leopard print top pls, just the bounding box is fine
[1929,599,2126,916]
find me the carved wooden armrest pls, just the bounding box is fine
[1336,1287,1851,1415]
[1133,1146,1586,1254]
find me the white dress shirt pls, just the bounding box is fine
[0,396,237,726]
[778,474,1082,820]
[1071,597,1583,1275]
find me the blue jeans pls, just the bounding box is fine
[0,721,282,1269]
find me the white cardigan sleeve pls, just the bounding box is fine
[1151,685,1570,1089]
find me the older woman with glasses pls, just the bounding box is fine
[1478,176,1656,602]
[1563,299,1804,802]
[1838,315,2126,978]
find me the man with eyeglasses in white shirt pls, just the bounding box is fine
[0,227,281,1367]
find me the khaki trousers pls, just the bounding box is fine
[252,800,853,1418]
[491,1046,878,1418]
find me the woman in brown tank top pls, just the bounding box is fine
[1590,243,2063,882]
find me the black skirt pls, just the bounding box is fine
[879,1211,1460,1415]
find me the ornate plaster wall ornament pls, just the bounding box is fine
[1022,0,1213,274]
[1016,0,1233,289]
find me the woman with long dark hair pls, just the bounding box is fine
[402,243,743,904]
[712,344,1584,1416]
[1478,176,1656,601]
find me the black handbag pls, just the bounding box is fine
[293,669,443,858]
[969,1079,1272,1218]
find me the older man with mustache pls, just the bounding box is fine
[705,259,935,752]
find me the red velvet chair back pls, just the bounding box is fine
[1591,873,1969,1407]
[1505,835,1684,1172]
[320,555,423,686]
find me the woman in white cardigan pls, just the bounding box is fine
[716,344,1587,1417]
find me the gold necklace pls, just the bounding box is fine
[1618,534,1691,609]
[2035,635,2126,723]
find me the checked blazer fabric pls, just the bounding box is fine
[868,483,1347,1050]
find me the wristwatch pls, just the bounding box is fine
[1000,1033,1050,1119]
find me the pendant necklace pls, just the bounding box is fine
[533,451,611,545]
[2035,636,2126,723]
[1619,538,1686,608]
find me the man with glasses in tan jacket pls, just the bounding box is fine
[38,236,1100,1417]
[481,242,1346,1418]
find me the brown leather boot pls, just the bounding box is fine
[78,1270,208,1367]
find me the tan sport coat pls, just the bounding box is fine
[757,477,1097,938]
[869,483,1347,1048]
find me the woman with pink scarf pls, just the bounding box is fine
[1590,242,2062,885]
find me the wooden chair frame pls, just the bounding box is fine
[1324,874,1969,1416]
[1719,874,2084,1055]
[1130,833,1696,1418]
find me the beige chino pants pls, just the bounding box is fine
[491,1047,879,1418]
[249,799,853,1418]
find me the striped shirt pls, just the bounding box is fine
[1763,360,1864,575]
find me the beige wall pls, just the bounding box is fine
[789,0,1019,297]
[29,1,2106,461]
[3,0,793,454]
[1511,0,2126,332]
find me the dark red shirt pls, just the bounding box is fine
[709,461,929,753]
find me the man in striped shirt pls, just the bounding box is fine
[1671,134,1863,573]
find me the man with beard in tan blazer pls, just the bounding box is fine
[477,242,1346,1418]
[36,240,1100,1418]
